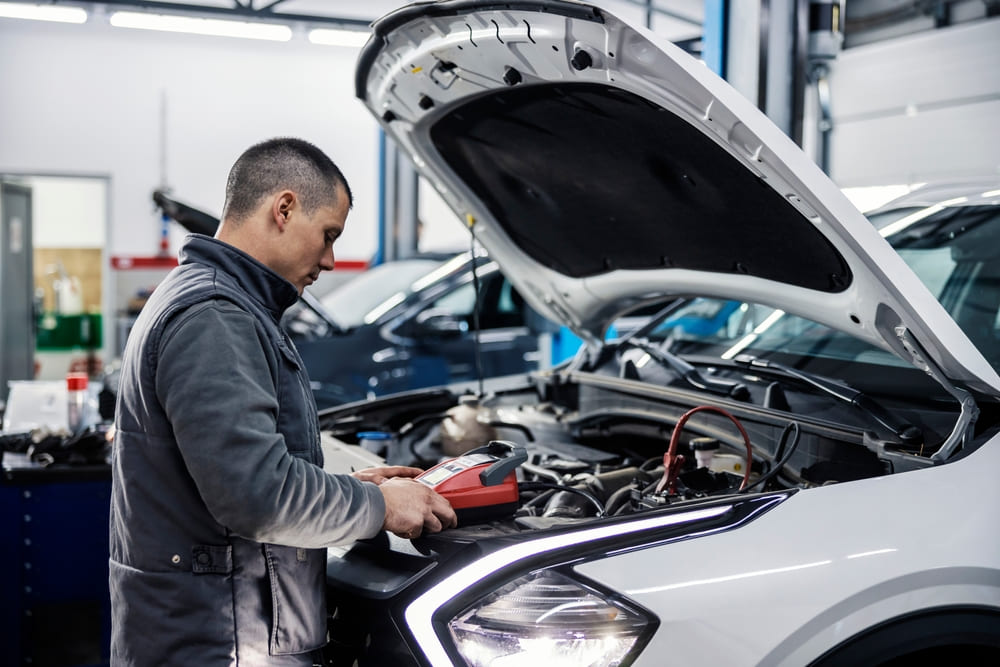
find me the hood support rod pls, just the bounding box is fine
[894,325,978,462]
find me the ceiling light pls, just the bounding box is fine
[308,27,370,47]
[109,11,292,42]
[0,3,87,23]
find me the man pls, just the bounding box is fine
[109,137,457,665]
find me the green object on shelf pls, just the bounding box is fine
[35,312,103,350]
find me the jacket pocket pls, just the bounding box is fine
[110,558,237,665]
[263,544,328,656]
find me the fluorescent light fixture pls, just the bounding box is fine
[308,27,370,47]
[0,3,87,23]
[109,11,292,42]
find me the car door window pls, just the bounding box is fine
[430,281,477,320]
[430,274,526,330]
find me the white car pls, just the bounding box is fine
[317,2,1000,665]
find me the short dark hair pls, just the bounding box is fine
[222,137,353,223]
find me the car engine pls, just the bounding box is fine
[318,362,965,540]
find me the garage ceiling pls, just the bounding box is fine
[62,0,704,30]
[33,0,997,48]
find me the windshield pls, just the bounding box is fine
[320,258,446,329]
[877,203,1000,370]
[639,203,1000,387]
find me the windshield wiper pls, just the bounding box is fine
[625,338,750,400]
[732,354,922,445]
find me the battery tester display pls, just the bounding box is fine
[416,440,528,524]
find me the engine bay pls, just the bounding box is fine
[319,357,987,540]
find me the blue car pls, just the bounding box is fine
[282,252,549,408]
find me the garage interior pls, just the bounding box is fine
[1,1,998,665]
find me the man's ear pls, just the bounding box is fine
[272,190,296,231]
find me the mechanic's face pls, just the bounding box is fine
[274,190,349,295]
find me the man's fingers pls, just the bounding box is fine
[433,495,458,529]
[381,465,424,478]
[379,477,456,537]
[424,515,443,534]
[352,465,424,485]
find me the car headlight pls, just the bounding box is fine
[447,570,656,666]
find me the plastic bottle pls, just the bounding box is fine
[66,372,89,433]
[55,275,84,315]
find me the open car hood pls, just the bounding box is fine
[355,0,1000,394]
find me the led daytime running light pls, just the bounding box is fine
[406,504,734,666]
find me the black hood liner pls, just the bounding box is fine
[430,83,851,292]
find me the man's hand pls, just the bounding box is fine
[378,477,457,540]
[350,465,423,486]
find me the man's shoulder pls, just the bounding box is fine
[168,298,250,328]
[145,263,249,318]
[157,300,262,366]
[134,276,252,351]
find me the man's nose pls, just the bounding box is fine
[320,246,335,270]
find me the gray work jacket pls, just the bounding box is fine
[109,234,385,665]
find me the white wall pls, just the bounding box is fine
[0,1,707,258]
[9,5,994,258]
[828,18,1000,187]
[0,14,381,261]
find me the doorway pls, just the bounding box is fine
[1,174,110,383]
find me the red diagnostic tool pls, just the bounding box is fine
[416,440,528,525]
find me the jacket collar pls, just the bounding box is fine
[178,234,300,317]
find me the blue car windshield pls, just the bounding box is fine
[320,258,447,329]
[644,203,1000,378]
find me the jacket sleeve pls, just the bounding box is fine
[154,299,386,547]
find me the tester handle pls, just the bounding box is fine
[470,440,528,486]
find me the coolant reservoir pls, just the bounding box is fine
[709,453,749,477]
[691,437,720,468]
[690,437,748,477]
[440,396,498,457]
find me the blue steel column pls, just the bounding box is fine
[702,0,728,78]
[374,129,387,266]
